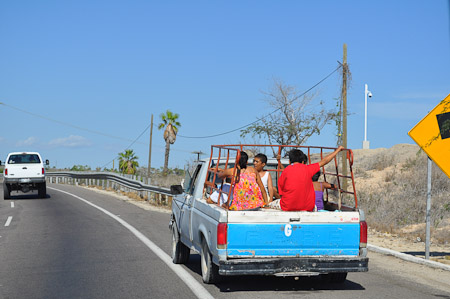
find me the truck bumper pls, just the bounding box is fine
[219,256,368,276]
[4,177,45,184]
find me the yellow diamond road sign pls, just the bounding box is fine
[408,93,450,178]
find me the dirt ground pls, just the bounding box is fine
[368,228,450,266]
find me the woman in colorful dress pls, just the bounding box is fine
[219,151,268,210]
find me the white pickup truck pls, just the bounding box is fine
[170,144,368,284]
[2,152,49,199]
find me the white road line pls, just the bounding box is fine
[11,202,14,208]
[48,187,214,299]
[5,216,13,227]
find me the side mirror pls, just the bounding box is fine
[45,159,49,166]
[170,185,183,195]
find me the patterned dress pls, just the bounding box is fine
[229,171,264,211]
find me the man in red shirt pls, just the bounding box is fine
[269,146,344,211]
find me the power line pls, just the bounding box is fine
[177,65,342,139]
[100,123,151,169]
[0,102,192,154]
[0,102,146,145]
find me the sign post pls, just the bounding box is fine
[408,93,450,260]
[425,157,432,259]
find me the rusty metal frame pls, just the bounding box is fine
[203,144,358,210]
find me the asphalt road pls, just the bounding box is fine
[0,184,449,299]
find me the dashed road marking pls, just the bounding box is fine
[5,216,12,227]
[11,202,14,208]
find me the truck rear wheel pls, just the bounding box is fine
[3,182,10,200]
[38,182,46,198]
[171,224,190,264]
[200,239,220,284]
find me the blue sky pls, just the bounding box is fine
[0,1,449,170]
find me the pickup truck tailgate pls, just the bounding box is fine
[227,210,361,258]
[7,164,43,179]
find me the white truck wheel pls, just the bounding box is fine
[200,239,220,284]
[171,223,190,264]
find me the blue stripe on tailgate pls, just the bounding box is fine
[227,223,360,257]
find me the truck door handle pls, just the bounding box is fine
[22,167,27,169]
[289,218,300,222]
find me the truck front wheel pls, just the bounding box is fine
[38,182,46,198]
[171,224,190,264]
[3,182,10,200]
[200,239,220,284]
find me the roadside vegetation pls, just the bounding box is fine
[354,144,450,245]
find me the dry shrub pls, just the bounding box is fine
[357,152,450,244]
[149,173,183,188]
[364,153,395,171]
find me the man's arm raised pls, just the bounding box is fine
[318,146,345,167]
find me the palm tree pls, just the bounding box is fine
[158,110,181,173]
[118,149,139,175]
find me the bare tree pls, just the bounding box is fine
[241,79,338,154]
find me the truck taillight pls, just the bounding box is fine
[217,223,227,248]
[360,221,367,248]
[4,168,7,175]
[42,168,45,175]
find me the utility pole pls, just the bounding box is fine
[341,44,348,191]
[147,114,153,178]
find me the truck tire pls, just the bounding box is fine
[38,182,47,198]
[321,272,348,283]
[200,239,220,284]
[3,182,11,200]
[171,224,190,264]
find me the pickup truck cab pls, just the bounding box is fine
[170,144,368,284]
[2,152,49,199]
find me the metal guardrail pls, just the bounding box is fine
[45,171,173,206]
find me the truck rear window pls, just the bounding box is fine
[8,154,41,164]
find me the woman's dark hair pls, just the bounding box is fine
[255,153,267,164]
[238,151,248,169]
[288,149,307,164]
[312,170,321,182]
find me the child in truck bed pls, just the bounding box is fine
[253,153,274,202]
[312,170,337,210]
[206,178,231,208]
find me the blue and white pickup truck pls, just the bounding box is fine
[170,145,368,284]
